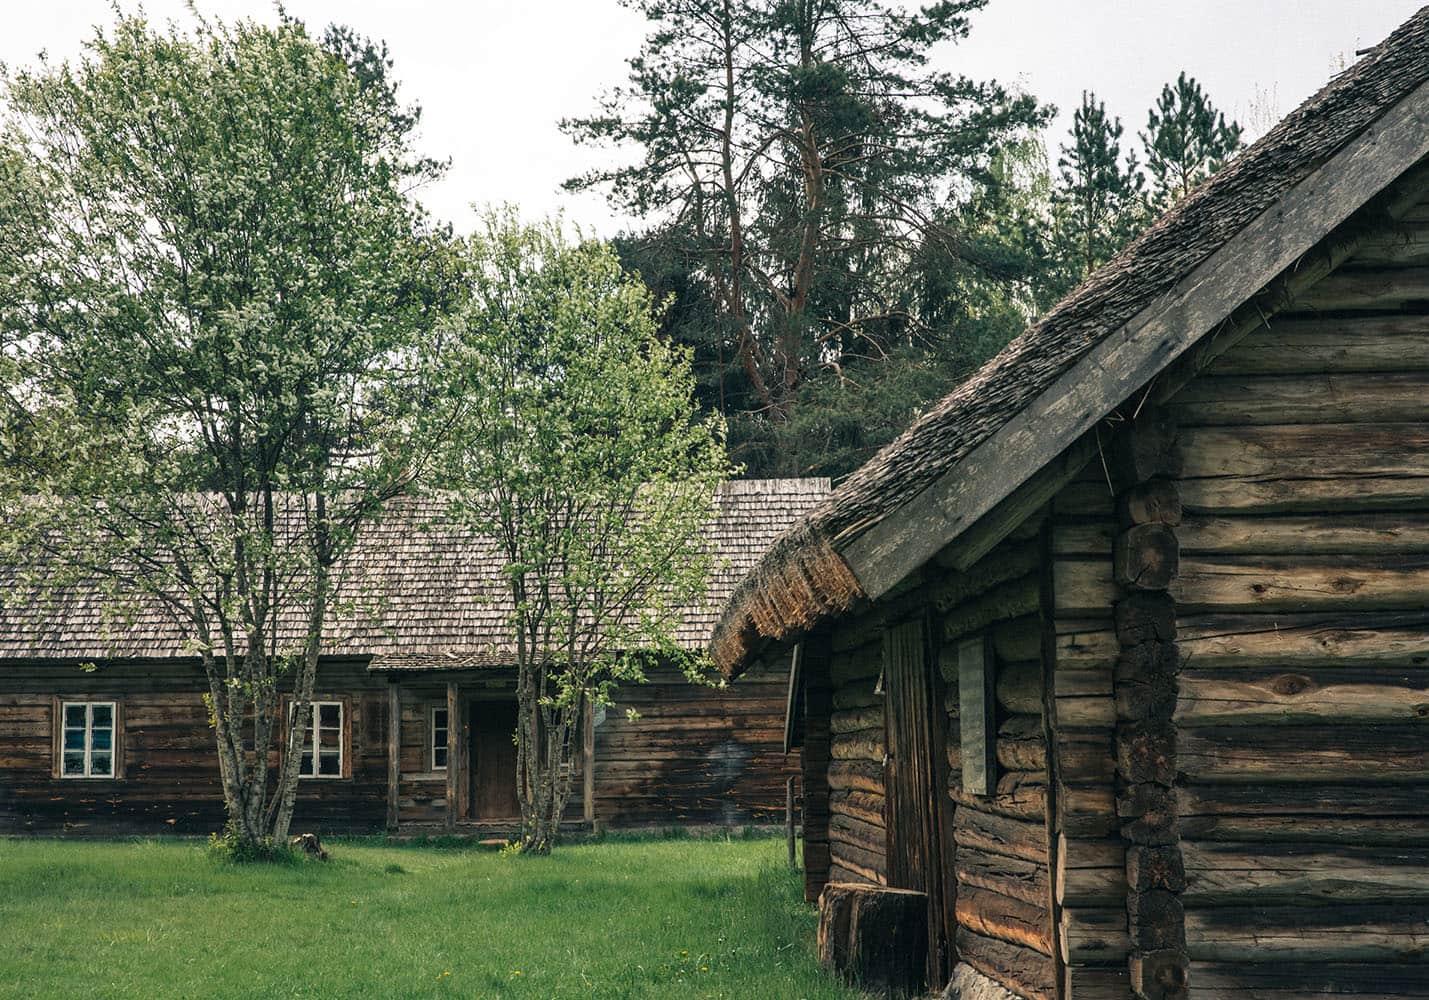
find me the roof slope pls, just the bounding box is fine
[710,7,1429,674]
[0,479,829,667]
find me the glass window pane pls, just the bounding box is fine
[91,729,112,751]
[300,752,313,776]
[318,752,340,776]
[319,727,339,748]
[89,753,112,777]
[433,747,447,769]
[433,708,448,730]
[63,751,86,776]
[64,704,86,727]
[318,704,340,728]
[91,705,112,728]
[64,729,86,751]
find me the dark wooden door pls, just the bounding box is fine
[470,699,521,820]
[883,616,955,986]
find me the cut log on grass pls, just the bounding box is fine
[817,882,928,998]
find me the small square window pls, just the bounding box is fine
[59,702,117,779]
[430,706,449,771]
[291,702,344,779]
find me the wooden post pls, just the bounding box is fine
[386,683,400,832]
[446,681,459,833]
[1114,411,1189,998]
[583,696,596,827]
[786,775,797,868]
[801,634,834,903]
[957,634,996,796]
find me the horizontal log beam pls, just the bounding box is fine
[1205,315,1429,376]
[1181,840,1429,904]
[1294,265,1429,311]
[1178,513,1429,556]
[1177,611,1429,668]
[1179,725,1429,782]
[957,885,1055,956]
[1169,372,1429,426]
[1176,666,1429,725]
[1173,555,1429,613]
[1060,906,1131,963]
[1183,903,1429,962]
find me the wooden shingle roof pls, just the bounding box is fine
[710,7,1429,675]
[0,479,829,669]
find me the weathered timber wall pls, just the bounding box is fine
[1051,460,1133,999]
[826,607,890,886]
[2,660,795,834]
[591,662,796,827]
[937,528,1058,1000]
[1163,244,1429,993]
[0,660,388,834]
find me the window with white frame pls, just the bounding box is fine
[61,701,116,778]
[292,701,344,778]
[430,705,449,771]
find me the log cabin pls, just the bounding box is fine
[0,478,827,836]
[710,12,1429,1000]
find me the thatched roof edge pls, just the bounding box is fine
[710,6,1429,677]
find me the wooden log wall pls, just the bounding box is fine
[802,636,834,903]
[826,609,890,886]
[2,658,794,835]
[1052,459,1133,999]
[0,660,389,834]
[591,662,796,827]
[1112,412,1189,1000]
[1158,236,1429,995]
[934,526,1058,1000]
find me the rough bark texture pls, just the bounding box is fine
[817,882,929,998]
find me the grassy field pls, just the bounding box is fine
[0,832,860,999]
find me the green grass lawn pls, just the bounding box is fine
[0,833,861,999]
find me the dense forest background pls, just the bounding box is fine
[565,0,1246,480]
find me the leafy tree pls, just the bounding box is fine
[566,0,1048,474]
[438,212,731,855]
[1051,92,1144,287]
[1141,71,1243,210]
[0,14,452,848]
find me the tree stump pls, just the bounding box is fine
[817,882,928,998]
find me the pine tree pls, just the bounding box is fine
[1141,71,1243,210]
[1052,91,1144,286]
[565,0,1049,476]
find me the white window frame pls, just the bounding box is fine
[291,701,345,779]
[429,704,449,772]
[60,701,117,779]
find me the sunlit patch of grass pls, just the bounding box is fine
[0,836,857,999]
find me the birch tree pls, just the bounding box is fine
[439,212,731,855]
[0,14,453,849]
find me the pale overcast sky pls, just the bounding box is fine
[2,1,1422,234]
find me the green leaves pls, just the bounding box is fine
[1141,71,1244,211]
[0,11,452,841]
[440,210,730,693]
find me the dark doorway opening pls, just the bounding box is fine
[469,698,520,821]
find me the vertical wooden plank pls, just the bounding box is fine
[386,683,400,832]
[583,696,595,826]
[786,775,798,868]
[801,634,834,903]
[1039,514,1068,998]
[446,681,459,832]
[884,615,953,989]
[51,696,61,780]
[958,635,995,797]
